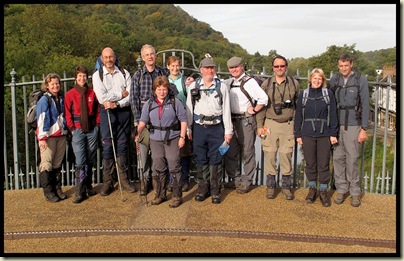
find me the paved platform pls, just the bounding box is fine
[3,182,398,256]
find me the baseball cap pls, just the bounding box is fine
[199,57,216,68]
[227,57,243,68]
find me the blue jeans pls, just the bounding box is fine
[72,126,99,168]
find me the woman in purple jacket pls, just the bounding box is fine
[135,76,187,208]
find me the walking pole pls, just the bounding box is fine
[136,141,148,206]
[106,109,126,202]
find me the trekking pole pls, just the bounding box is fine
[106,109,126,202]
[136,141,148,206]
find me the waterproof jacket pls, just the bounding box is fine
[294,86,338,138]
[36,91,68,141]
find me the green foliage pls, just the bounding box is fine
[362,134,395,179]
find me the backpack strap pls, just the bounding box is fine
[181,76,187,98]
[322,88,330,127]
[237,75,256,107]
[332,72,362,130]
[147,95,178,144]
[301,87,330,133]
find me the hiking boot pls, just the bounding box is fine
[100,183,114,196]
[306,187,317,204]
[319,190,331,207]
[334,193,345,204]
[211,195,221,204]
[45,193,60,203]
[169,197,182,208]
[223,180,236,189]
[87,186,96,196]
[195,192,210,202]
[151,196,167,205]
[266,188,275,199]
[54,170,67,200]
[140,181,148,195]
[120,179,136,193]
[236,184,250,194]
[350,196,361,207]
[167,183,173,192]
[72,194,88,204]
[282,188,294,200]
[181,182,189,192]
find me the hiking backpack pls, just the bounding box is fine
[94,55,127,82]
[300,87,330,132]
[329,72,362,130]
[146,88,180,143]
[26,90,51,132]
[229,74,263,107]
[191,77,223,110]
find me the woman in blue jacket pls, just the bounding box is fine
[36,73,68,202]
[135,76,187,208]
[294,68,338,207]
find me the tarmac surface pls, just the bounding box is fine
[3,181,398,256]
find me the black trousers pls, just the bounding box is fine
[302,136,331,185]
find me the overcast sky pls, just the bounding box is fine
[174,4,397,59]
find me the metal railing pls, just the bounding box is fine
[3,49,397,195]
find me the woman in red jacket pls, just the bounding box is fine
[65,65,100,203]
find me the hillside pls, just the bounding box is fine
[4,4,396,81]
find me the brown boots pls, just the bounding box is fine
[100,157,136,196]
[151,175,167,205]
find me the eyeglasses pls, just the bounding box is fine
[273,65,286,69]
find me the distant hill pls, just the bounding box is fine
[4,4,396,80]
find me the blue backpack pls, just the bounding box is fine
[94,55,127,82]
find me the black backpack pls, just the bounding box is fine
[229,74,263,107]
[329,72,362,130]
[26,90,51,132]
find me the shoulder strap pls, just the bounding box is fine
[239,75,255,107]
[181,76,187,97]
[214,78,223,106]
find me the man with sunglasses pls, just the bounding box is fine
[256,55,300,200]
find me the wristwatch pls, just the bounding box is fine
[179,136,185,139]
[116,102,120,108]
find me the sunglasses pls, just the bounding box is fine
[273,65,286,69]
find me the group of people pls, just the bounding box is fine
[35,45,369,208]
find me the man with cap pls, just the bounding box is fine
[186,56,233,204]
[223,57,268,194]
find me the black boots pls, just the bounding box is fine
[39,170,60,203]
[266,174,276,199]
[281,175,293,200]
[53,168,67,200]
[195,165,210,202]
[210,164,221,204]
[73,166,88,204]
